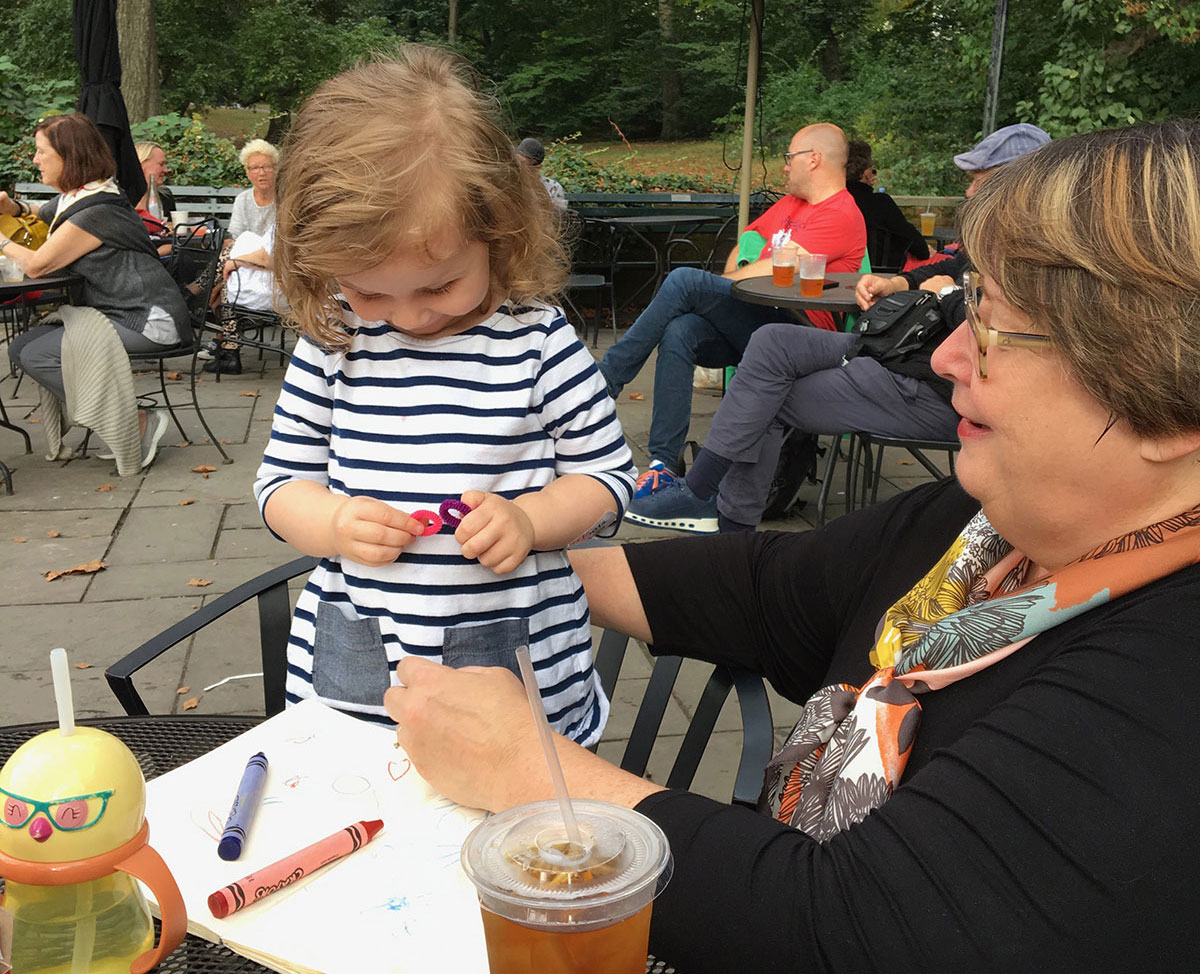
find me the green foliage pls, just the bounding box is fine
[0,55,78,185]
[130,113,245,186]
[545,135,734,193]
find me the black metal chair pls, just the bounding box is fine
[125,220,233,463]
[106,555,318,717]
[107,555,775,808]
[865,224,917,276]
[846,432,959,511]
[563,209,619,346]
[592,627,774,808]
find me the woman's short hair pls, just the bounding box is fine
[275,45,568,345]
[35,114,116,192]
[134,141,163,165]
[238,139,280,168]
[961,119,1200,439]
[846,140,873,183]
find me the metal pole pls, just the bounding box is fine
[737,0,763,233]
[982,0,1008,136]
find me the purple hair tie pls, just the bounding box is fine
[439,498,472,529]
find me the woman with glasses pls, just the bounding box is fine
[201,139,280,374]
[845,138,929,271]
[385,120,1200,972]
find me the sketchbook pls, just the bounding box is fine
[141,699,490,974]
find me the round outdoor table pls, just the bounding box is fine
[599,212,718,306]
[732,270,863,330]
[0,716,681,974]
[928,225,959,246]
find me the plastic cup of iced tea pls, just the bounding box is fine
[461,799,673,974]
[797,252,827,298]
[920,211,936,236]
[771,246,798,287]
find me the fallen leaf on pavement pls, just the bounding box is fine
[45,559,107,582]
[188,578,213,587]
[175,441,189,448]
[13,538,26,543]
[95,483,115,492]
[202,473,210,479]
[628,393,645,400]
[75,662,91,669]
[177,499,195,506]
[259,417,271,422]
[47,529,60,538]
[219,438,232,444]
[28,416,40,423]
[898,459,914,466]
[176,685,190,694]
[239,390,260,398]
[182,697,200,710]
[191,465,217,474]
[166,371,182,380]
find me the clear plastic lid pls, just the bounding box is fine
[461,799,672,926]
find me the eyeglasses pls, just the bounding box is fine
[246,165,275,173]
[782,148,814,165]
[1,786,114,832]
[962,270,1052,378]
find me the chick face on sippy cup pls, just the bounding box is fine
[0,649,187,974]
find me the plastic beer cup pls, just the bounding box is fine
[920,211,936,237]
[0,257,23,283]
[797,252,827,298]
[771,245,798,287]
[461,799,673,974]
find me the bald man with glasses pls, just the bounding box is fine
[598,122,866,495]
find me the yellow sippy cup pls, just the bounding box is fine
[0,649,186,974]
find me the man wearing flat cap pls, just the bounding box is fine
[515,138,567,210]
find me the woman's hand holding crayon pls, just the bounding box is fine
[454,490,535,575]
[328,495,425,566]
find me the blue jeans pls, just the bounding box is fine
[597,268,780,469]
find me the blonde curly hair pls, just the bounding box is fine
[275,45,568,345]
[961,119,1200,439]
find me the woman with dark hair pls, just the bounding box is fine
[0,113,187,469]
[846,138,929,271]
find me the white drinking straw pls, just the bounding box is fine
[50,647,75,736]
[515,645,583,851]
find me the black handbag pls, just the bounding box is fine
[852,290,947,364]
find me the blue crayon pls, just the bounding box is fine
[217,751,269,861]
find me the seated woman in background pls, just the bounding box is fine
[200,139,280,373]
[134,140,174,255]
[227,139,277,240]
[385,119,1200,972]
[0,114,186,469]
[846,138,930,272]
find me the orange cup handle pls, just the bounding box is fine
[116,842,188,974]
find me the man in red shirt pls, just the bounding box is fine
[598,123,865,491]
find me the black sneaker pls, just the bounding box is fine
[196,339,220,361]
[203,347,242,375]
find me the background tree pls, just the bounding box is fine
[117,0,163,122]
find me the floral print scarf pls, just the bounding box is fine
[759,504,1200,840]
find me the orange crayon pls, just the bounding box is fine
[207,818,383,919]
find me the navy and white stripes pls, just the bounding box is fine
[254,302,636,745]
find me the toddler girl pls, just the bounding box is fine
[254,47,636,745]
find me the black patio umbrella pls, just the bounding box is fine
[73,0,146,205]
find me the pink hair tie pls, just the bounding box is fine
[439,498,472,529]
[409,510,443,536]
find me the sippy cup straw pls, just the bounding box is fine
[514,645,585,855]
[50,647,76,736]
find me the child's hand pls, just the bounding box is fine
[455,491,535,574]
[330,496,424,566]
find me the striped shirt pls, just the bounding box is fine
[254,301,636,745]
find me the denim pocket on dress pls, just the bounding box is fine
[441,618,530,679]
[312,601,391,706]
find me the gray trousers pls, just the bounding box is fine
[9,319,166,403]
[707,323,960,525]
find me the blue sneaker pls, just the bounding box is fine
[624,477,718,534]
[633,460,677,499]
